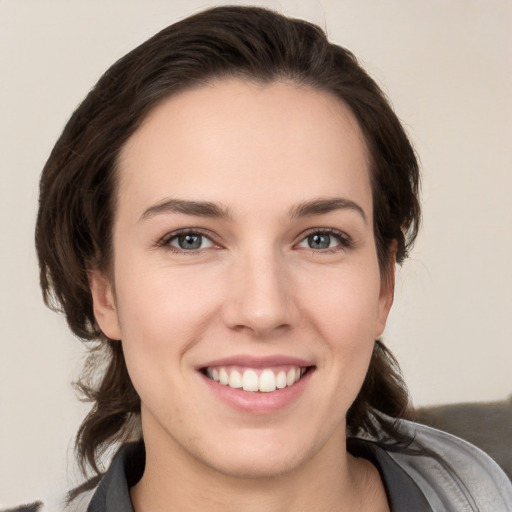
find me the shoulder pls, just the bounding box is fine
[1,489,94,512]
[385,419,512,511]
[2,442,142,512]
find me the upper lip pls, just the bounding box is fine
[198,354,315,369]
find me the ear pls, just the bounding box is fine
[88,270,122,340]
[375,244,397,337]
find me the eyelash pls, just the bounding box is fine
[297,228,353,253]
[156,228,219,254]
[156,228,353,254]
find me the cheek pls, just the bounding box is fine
[112,263,223,424]
[303,262,381,386]
[112,256,225,375]
[301,262,382,338]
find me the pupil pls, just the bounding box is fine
[309,233,330,249]
[179,234,201,250]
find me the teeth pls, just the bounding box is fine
[276,371,287,389]
[259,369,276,393]
[242,369,259,391]
[219,368,229,385]
[205,365,307,392]
[229,369,242,389]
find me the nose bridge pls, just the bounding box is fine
[223,243,296,335]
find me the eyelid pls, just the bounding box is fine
[157,228,221,252]
[156,227,353,253]
[295,227,353,250]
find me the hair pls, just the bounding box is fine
[35,5,420,481]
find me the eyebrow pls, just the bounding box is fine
[139,196,366,223]
[290,198,367,223]
[140,199,231,221]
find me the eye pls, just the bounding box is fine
[297,230,351,251]
[163,231,217,252]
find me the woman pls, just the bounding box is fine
[11,5,512,512]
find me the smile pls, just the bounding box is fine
[204,366,308,392]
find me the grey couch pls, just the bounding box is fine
[416,396,512,481]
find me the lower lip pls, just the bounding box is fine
[200,370,313,414]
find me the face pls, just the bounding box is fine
[90,79,393,479]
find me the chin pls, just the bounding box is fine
[206,448,306,480]
[194,430,317,480]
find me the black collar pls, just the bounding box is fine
[347,438,433,511]
[87,439,432,511]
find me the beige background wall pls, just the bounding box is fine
[1,0,511,506]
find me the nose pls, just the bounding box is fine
[222,249,298,337]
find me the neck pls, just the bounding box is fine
[130,419,388,512]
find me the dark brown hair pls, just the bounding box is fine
[36,5,420,479]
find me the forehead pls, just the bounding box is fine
[116,79,372,221]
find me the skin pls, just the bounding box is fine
[90,79,393,512]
